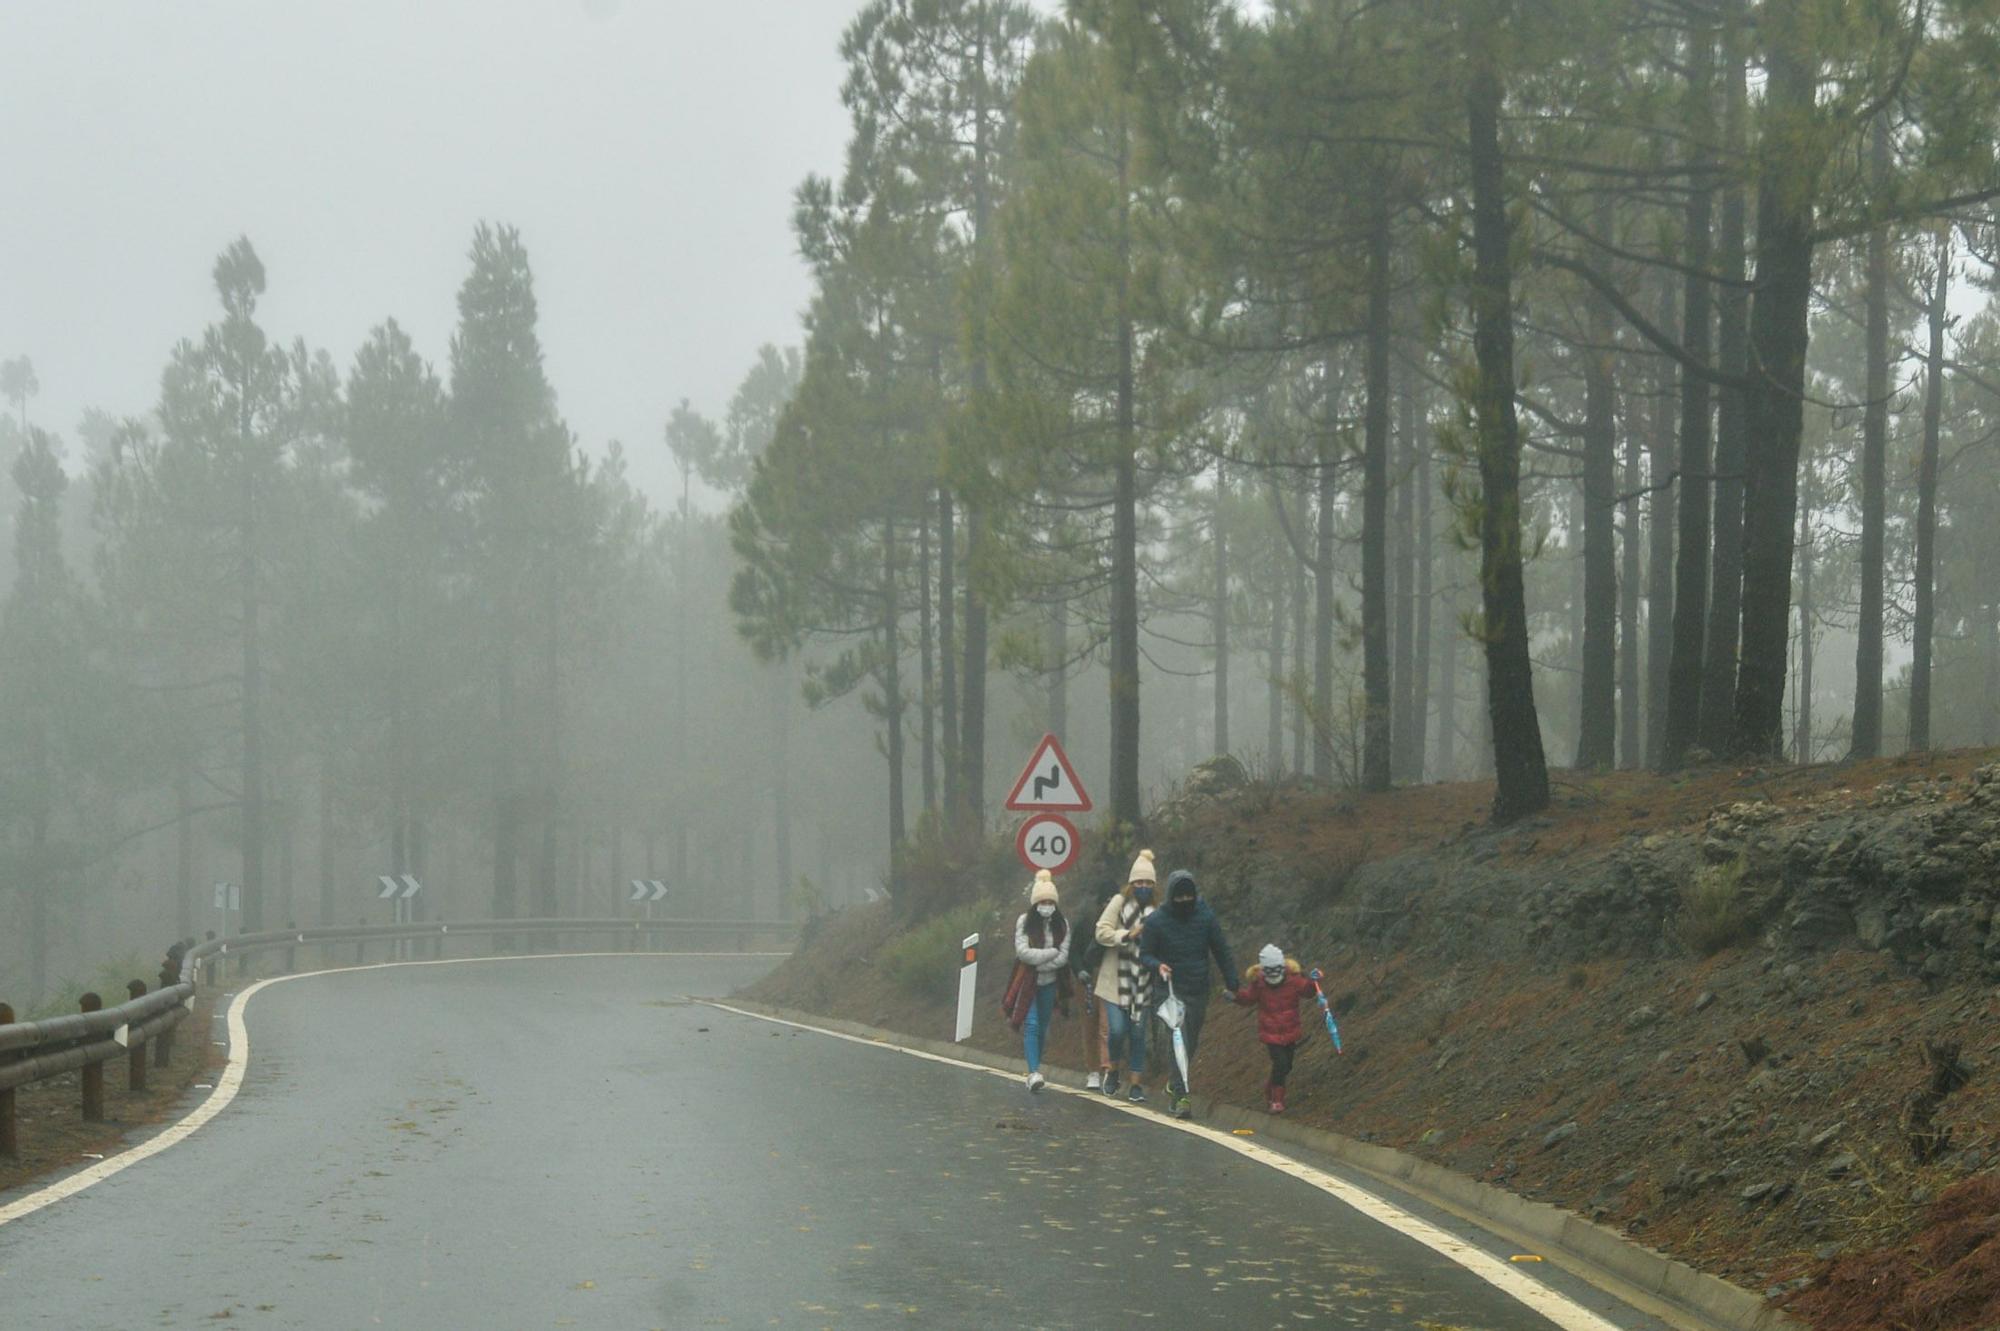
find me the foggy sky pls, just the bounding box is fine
[0,0,856,501]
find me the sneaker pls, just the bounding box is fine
[1103,1070,1121,1097]
[1126,1083,1147,1104]
[1027,1071,1047,1093]
[1086,1070,1103,1091]
[1173,1095,1192,1120]
[1267,1098,1283,1114]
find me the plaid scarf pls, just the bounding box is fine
[1115,899,1154,1014]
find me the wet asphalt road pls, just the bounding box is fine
[0,955,1673,1330]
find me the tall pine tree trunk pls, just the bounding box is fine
[1984,600,2000,746]
[1313,388,1337,785]
[1410,383,1433,782]
[1047,598,1068,739]
[1645,294,1679,768]
[239,400,267,930]
[1108,126,1141,827]
[1438,576,1459,781]
[883,515,907,868]
[1733,1,1817,758]
[176,751,195,938]
[1909,234,1948,752]
[1794,482,1816,762]
[1662,30,1716,770]
[1576,277,1619,769]
[1466,51,1550,822]
[493,650,519,921]
[960,516,990,829]
[918,510,936,812]
[1851,116,1891,758]
[1620,407,1644,768]
[1291,526,1307,775]
[937,488,958,818]
[29,718,49,998]
[1212,460,1229,755]
[1361,197,1393,792]
[1699,2,1750,753]
[1267,579,1285,772]
[773,664,793,913]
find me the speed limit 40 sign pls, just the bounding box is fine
[1015,812,1080,876]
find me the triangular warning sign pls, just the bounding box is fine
[1004,733,1093,813]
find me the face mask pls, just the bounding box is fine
[1036,903,1055,919]
[1171,897,1195,919]
[1134,886,1154,906]
[1263,968,1284,986]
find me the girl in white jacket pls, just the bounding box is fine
[1012,870,1071,1092]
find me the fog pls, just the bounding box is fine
[0,0,852,502]
[4,0,1999,1007]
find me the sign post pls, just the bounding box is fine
[954,933,979,1043]
[1003,733,1093,817]
[1015,813,1081,876]
[377,875,422,958]
[629,879,668,921]
[211,882,239,943]
[1006,733,1092,877]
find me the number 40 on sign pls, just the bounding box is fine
[1016,811,1080,876]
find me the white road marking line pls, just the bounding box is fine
[0,952,784,1229]
[702,1000,1626,1331]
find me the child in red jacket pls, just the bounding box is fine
[1233,944,1316,1113]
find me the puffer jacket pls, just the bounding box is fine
[1139,899,1238,1000]
[1013,910,1071,986]
[1233,958,1314,1046]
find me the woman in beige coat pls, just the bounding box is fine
[1091,849,1158,1102]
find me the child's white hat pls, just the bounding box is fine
[1258,943,1284,970]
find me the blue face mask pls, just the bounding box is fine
[1134,886,1154,906]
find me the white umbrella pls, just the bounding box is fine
[1155,978,1191,1093]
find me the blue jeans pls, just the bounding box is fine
[1022,983,1057,1073]
[1106,1001,1147,1075]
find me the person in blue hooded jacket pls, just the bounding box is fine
[1139,869,1239,1118]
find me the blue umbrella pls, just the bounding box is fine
[1308,969,1344,1054]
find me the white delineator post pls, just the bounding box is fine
[954,934,979,1043]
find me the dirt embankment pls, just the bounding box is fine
[749,748,2000,1331]
[0,997,220,1196]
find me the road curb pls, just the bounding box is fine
[716,997,1800,1331]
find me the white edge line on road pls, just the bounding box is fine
[0,951,787,1229]
[703,999,1627,1331]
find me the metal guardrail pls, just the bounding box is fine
[0,917,794,1158]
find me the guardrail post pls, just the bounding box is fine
[0,1001,16,1157]
[156,953,179,1069]
[125,980,149,1093]
[79,992,104,1123]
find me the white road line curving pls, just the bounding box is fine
[702,999,1626,1331]
[0,952,785,1230]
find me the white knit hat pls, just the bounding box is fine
[1029,870,1059,907]
[1258,943,1284,970]
[1127,849,1157,886]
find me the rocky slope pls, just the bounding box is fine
[750,747,2000,1329]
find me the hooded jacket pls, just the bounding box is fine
[1138,881,1237,1000]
